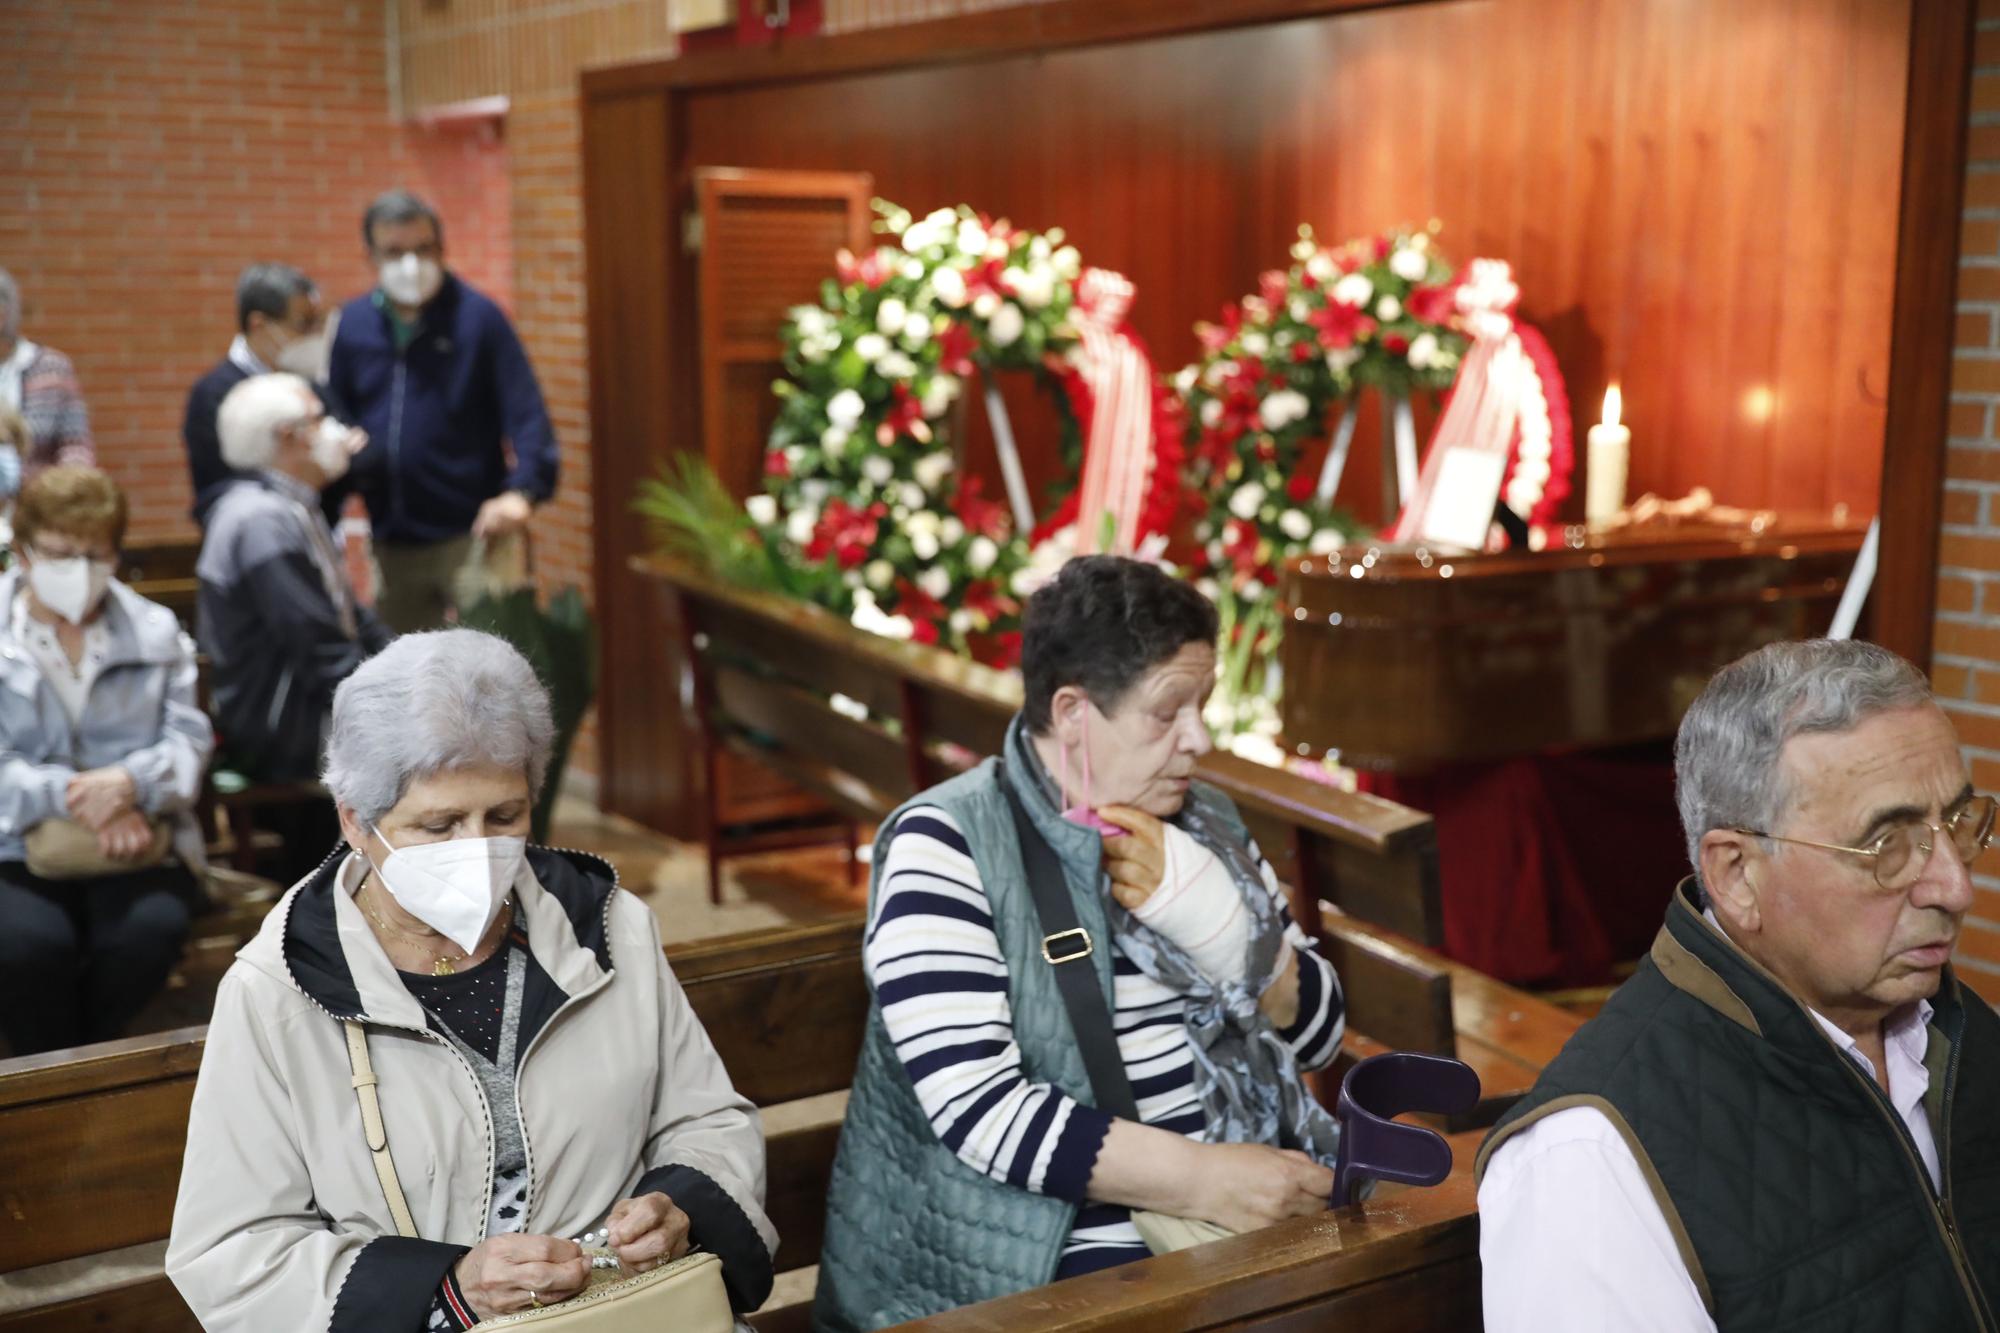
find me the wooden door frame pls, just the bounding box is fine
[583,0,1974,824]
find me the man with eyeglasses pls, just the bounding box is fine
[326,189,558,632]
[1477,639,2000,1333]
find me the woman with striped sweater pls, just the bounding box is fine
[818,556,1346,1330]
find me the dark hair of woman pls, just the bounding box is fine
[1020,555,1219,734]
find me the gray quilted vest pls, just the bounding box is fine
[813,734,1250,1331]
[1479,882,2000,1333]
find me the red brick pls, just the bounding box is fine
[1935,663,1974,700]
[1956,920,2000,969]
[1982,25,2000,69]
[1975,72,2000,114]
[1939,573,1982,614]
[1973,756,2000,794]
[1972,124,2000,165]
[1958,263,2000,304]
[1935,620,2000,662]
[1951,399,1993,439]
[1943,704,2000,751]
[1961,309,1997,349]
[1955,355,2000,395]
[1944,488,1985,527]
[1938,530,2000,570]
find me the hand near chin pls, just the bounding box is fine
[1099,805,1166,909]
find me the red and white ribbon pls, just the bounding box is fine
[1069,268,1157,555]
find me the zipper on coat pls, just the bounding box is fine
[1936,1023,1997,1328]
[387,356,408,533]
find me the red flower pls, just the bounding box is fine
[764,450,790,479]
[1384,333,1411,356]
[1310,303,1375,350]
[1197,303,1244,353]
[806,498,888,568]
[1286,469,1315,503]
[963,258,1010,302]
[876,384,928,446]
[1409,283,1457,326]
[1374,236,1393,261]
[836,248,892,290]
[955,475,1009,542]
[963,579,1016,623]
[1290,342,1314,364]
[895,577,948,643]
[1258,270,1290,308]
[937,322,978,376]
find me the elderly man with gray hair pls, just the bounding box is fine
[168,630,775,1332]
[196,373,387,879]
[1477,639,2000,1332]
[0,266,94,489]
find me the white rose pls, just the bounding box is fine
[898,481,926,511]
[792,307,831,338]
[1196,577,1220,601]
[863,454,894,485]
[1326,347,1362,376]
[1279,509,1312,541]
[1239,579,1264,602]
[1375,295,1402,322]
[866,559,896,590]
[877,351,917,380]
[1228,482,1266,520]
[1174,366,1199,394]
[1389,247,1429,282]
[949,608,976,635]
[985,237,1011,262]
[902,311,932,347]
[786,508,818,545]
[854,333,889,363]
[941,516,965,546]
[930,267,967,309]
[1308,528,1344,556]
[1259,389,1310,432]
[784,445,807,468]
[1307,253,1337,284]
[967,535,998,574]
[1332,273,1373,308]
[918,566,952,601]
[799,336,831,365]
[827,389,865,428]
[821,426,851,458]
[988,304,1026,348]
[876,298,908,336]
[913,449,954,492]
[1407,332,1440,370]
[972,291,1001,320]
[746,494,778,526]
[912,530,940,561]
[1052,245,1081,280]
[1012,266,1056,310]
[921,375,959,420]
[956,219,989,256]
[1240,332,1269,359]
[801,480,831,506]
[1200,398,1224,429]
[1029,236,1052,262]
[1289,298,1311,323]
[900,257,925,282]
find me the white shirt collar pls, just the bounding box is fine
[259,467,321,511]
[228,334,270,376]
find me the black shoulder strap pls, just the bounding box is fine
[998,765,1139,1122]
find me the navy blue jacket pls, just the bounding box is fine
[326,275,558,545]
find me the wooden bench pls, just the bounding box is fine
[635,553,1442,949]
[0,905,1573,1330]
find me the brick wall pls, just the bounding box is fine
[3,0,406,540]
[1934,2,2000,1002]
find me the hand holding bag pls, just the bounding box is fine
[341,1021,735,1331]
[24,816,170,880]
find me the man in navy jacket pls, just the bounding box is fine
[327,189,558,631]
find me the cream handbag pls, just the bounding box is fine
[341,1022,736,1332]
[24,816,170,880]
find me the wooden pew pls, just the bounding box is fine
[0,911,1568,1331]
[636,554,1442,948]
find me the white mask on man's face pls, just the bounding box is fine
[275,325,331,380]
[307,417,353,483]
[378,253,444,307]
[27,553,114,624]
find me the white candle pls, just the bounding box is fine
[1586,384,1631,528]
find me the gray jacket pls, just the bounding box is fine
[0,570,214,866]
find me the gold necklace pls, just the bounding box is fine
[358,875,511,976]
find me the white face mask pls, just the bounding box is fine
[368,825,527,955]
[378,253,444,307]
[27,553,114,624]
[275,325,330,380]
[308,416,353,483]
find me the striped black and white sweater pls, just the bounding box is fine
[864,806,1344,1277]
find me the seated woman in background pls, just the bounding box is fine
[816,556,1346,1331]
[167,629,775,1332]
[0,466,213,1055]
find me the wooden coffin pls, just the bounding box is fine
[1279,518,1868,772]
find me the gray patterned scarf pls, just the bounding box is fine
[1005,719,1341,1166]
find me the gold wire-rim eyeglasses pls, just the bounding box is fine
[1734,794,1997,891]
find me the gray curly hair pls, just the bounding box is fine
[1674,639,1935,896]
[323,629,555,824]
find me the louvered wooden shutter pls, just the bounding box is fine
[694,167,875,498]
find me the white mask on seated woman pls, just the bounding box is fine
[368,827,527,954]
[27,552,113,624]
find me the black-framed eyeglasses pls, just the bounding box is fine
[1734,794,1997,891]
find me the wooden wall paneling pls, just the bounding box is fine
[1875,0,1977,668]
[584,89,690,832]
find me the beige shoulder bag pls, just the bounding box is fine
[24,816,170,880]
[341,1021,735,1331]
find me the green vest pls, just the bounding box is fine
[1479,883,2000,1333]
[813,748,1250,1331]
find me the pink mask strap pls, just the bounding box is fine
[1079,708,1094,809]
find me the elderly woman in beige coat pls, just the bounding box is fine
[167,630,775,1331]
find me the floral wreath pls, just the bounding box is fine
[1443,259,1575,537]
[754,202,1180,664]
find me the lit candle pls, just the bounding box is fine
[1586,384,1631,529]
